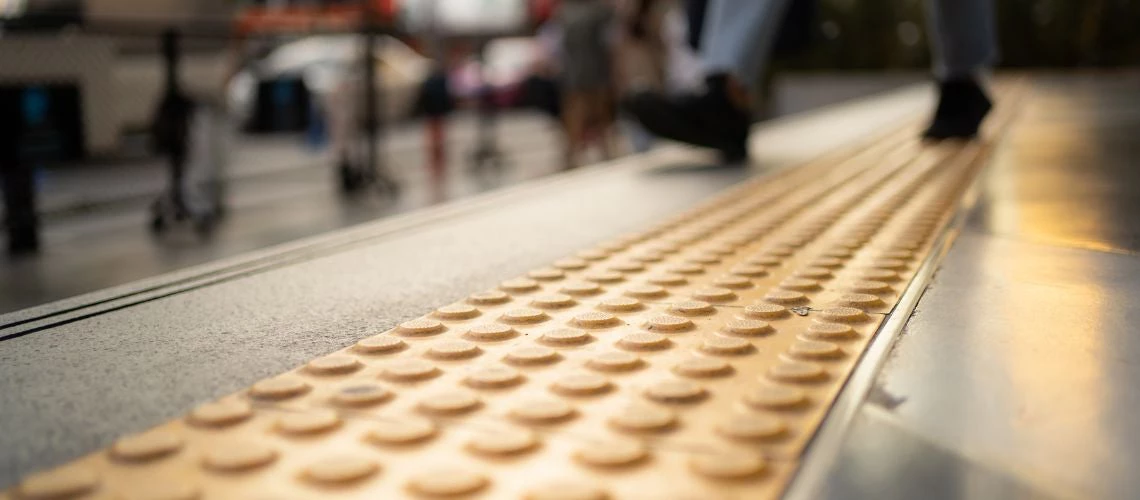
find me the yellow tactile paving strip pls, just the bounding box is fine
[4,94,1015,500]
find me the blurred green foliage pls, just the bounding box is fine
[783,0,1140,69]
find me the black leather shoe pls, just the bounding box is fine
[622,74,751,163]
[923,78,993,141]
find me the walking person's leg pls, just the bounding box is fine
[923,0,999,139]
[623,0,791,162]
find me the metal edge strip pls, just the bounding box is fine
[781,145,991,500]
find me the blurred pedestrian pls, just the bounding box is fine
[616,0,668,152]
[624,0,998,163]
[557,0,619,169]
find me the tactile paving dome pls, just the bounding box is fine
[3,108,1008,499]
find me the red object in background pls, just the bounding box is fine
[235,0,398,36]
[531,0,558,23]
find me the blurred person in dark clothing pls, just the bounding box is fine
[557,0,619,169]
[624,0,998,163]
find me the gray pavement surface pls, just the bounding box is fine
[0,84,931,489]
[0,73,925,314]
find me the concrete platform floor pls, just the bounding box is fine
[0,73,926,314]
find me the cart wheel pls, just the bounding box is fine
[193,214,218,238]
[150,213,167,234]
[339,162,366,193]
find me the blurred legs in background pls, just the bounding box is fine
[624,0,998,162]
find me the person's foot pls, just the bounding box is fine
[7,226,40,256]
[622,74,751,163]
[923,78,993,141]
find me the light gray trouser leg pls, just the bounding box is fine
[698,0,998,92]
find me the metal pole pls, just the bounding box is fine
[361,0,381,184]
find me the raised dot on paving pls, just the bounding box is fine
[551,371,612,396]
[464,323,518,342]
[433,303,481,320]
[417,389,482,415]
[871,258,908,270]
[302,456,380,485]
[794,267,834,279]
[574,438,648,467]
[645,379,707,404]
[584,270,624,283]
[847,280,892,293]
[788,339,844,360]
[686,254,721,265]
[811,257,844,268]
[561,281,603,296]
[712,275,753,289]
[188,399,253,427]
[466,426,539,456]
[525,481,609,500]
[645,314,695,332]
[249,376,310,400]
[631,251,665,263]
[397,318,446,337]
[364,417,437,445]
[700,336,754,355]
[743,303,789,320]
[501,278,541,293]
[406,468,489,497]
[554,257,589,270]
[669,300,715,316]
[805,322,857,340]
[730,264,768,278]
[690,452,768,480]
[464,365,525,389]
[332,383,393,407]
[618,332,671,351]
[529,268,566,281]
[306,355,362,375]
[673,357,733,378]
[110,430,183,462]
[820,248,852,258]
[860,269,901,282]
[578,249,609,261]
[586,351,643,372]
[510,397,577,424]
[609,261,646,273]
[623,284,667,299]
[717,413,787,440]
[647,274,687,287]
[667,263,705,275]
[380,359,440,382]
[505,346,561,366]
[692,287,737,303]
[880,249,914,259]
[609,403,676,432]
[531,293,577,310]
[597,296,643,312]
[764,290,808,305]
[748,255,782,267]
[501,308,550,325]
[202,442,277,472]
[743,384,807,410]
[354,335,407,354]
[425,339,481,360]
[16,466,99,500]
[818,306,869,323]
[468,290,512,305]
[836,293,885,309]
[572,311,621,329]
[722,319,772,337]
[540,328,593,346]
[767,361,827,383]
[276,409,342,435]
[779,278,821,291]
